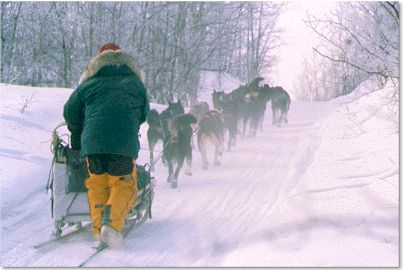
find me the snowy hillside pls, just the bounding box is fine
[0,78,398,267]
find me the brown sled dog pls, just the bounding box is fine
[197,110,224,170]
[189,102,210,149]
[190,102,210,121]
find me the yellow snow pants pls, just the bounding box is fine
[85,159,138,236]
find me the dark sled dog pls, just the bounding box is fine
[147,109,163,171]
[147,100,184,171]
[212,89,226,111]
[163,113,198,188]
[160,100,185,137]
[197,110,224,170]
[242,77,265,136]
[226,77,264,137]
[258,85,291,126]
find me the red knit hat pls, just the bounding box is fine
[98,43,121,54]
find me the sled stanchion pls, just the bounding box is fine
[46,155,55,192]
[148,191,153,219]
[46,155,56,218]
[65,192,80,216]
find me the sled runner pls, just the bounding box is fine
[46,122,154,239]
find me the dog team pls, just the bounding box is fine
[146,77,291,188]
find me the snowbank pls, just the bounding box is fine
[301,79,399,266]
[301,79,398,266]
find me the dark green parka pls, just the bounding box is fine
[63,50,150,158]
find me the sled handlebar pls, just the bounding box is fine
[51,122,69,153]
[53,122,67,133]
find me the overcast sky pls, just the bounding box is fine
[271,1,335,98]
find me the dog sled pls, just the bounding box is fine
[44,122,154,240]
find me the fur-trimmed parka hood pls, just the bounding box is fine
[79,50,145,84]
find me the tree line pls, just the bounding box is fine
[294,1,399,101]
[1,2,284,105]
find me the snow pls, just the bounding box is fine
[0,76,398,267]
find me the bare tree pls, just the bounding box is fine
[1,2,284,104]
[302,1,399,100]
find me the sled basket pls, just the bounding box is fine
[51,123,153,193]
[65,150,152,193]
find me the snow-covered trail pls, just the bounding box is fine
[2,100,333,267]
